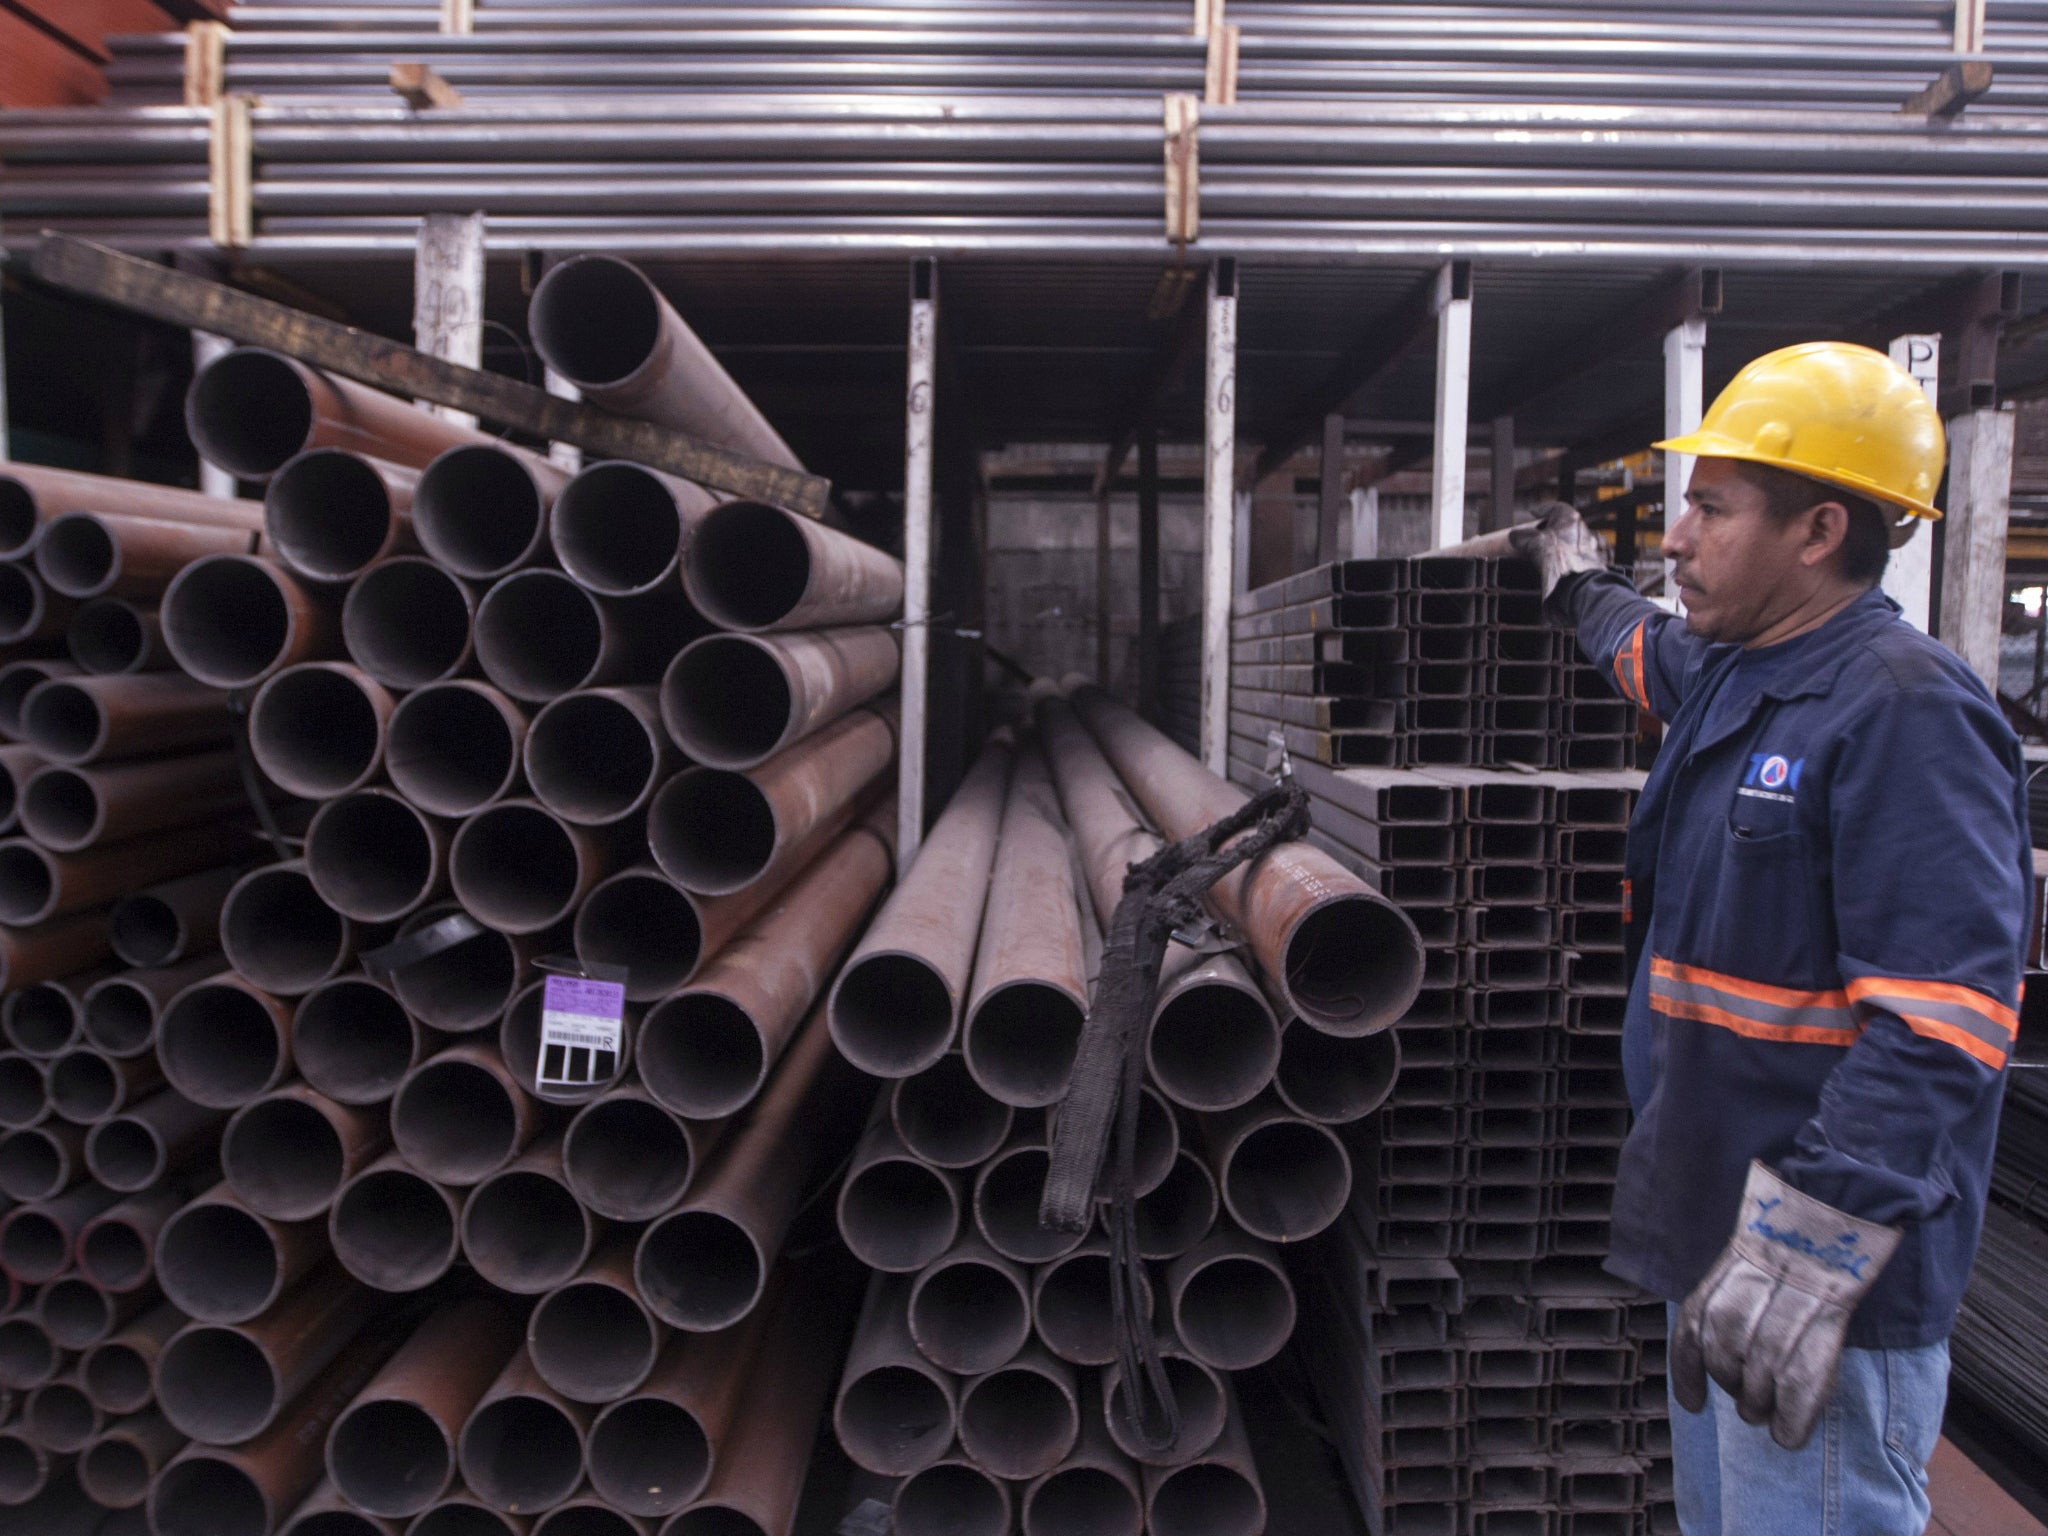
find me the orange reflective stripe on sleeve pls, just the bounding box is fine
[1648,957,1858,1045]
[1611,620,1650,711]
[1845,976,2016,1068]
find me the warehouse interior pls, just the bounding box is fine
[4,3,2048,1536]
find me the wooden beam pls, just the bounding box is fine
[1902,59,1993,118]
[389,61,465,111]
[182,18,225,108]
[206,93,253,250]
[29,235,830,516]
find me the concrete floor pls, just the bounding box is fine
[1929,1437,2048,1536]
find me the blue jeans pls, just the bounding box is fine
[1666,1307,1949,1536]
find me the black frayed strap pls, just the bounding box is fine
[226,688,299,864]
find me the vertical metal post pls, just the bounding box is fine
[1137,425,1161,715]
[1095,486,1113,688]
[1318,411,1346,565]
[1883,334,1941,633]
[1430,262,1472,551]
[901,259,938,874]
[1200,258,1239,776]
[545,369,584,474]
[1939,405,2016,690]
[415,213,486,428]
[1663,316,1707,589]
[1348,485,1379,560]
[193,331,237,497]
[1489,414,1516,531]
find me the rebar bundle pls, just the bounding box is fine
[0,255,904,1536]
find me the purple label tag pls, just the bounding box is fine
[538,974,626,1090]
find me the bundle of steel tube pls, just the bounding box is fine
[823,681,1422,1529]
[0,253,910,1534]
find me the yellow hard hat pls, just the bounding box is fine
[1655,341,1946,521]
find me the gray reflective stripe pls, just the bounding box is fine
[1853,990,2012,1052]
[1649,972,1859,1037]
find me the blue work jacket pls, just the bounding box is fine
[1560,571,2031,1349]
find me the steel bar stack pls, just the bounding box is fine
[826,682,1425,1536]
[1952,1072,2048,1472]
[1229,557,1641,774]
[0,254,907,1536]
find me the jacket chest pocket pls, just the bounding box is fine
[1693,827,1831,985]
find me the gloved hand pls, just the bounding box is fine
[1507,501,1608,598]
[1670,1161,1902,1451]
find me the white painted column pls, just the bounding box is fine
[1200,259,1239,776]
[1348,485,1379,560]
[1430,262,1472,550]
[1663,316,1707,591]
[1883,334,1941,632]
[1939,405,2016,690]
[413,212,485,428]
[899,261,938,873]
[192,331,236,497]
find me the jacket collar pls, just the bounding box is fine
[1683,588,1899,759]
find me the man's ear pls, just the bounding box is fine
[1799,500,1850,570]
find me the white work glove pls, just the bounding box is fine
[1507,501,1608,599]
[1670,1161,1902,1451]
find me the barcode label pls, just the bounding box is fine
[539,975,626,1090]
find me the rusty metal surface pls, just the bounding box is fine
[22,752,246,854]
[683,500,902,635]
[157,971,295,1110]
[550,461,717,599]
[160,555,341,691]
[384,683,526,819]
[21,673,231,767]
[412,446,573,584]
[461,1133,602,1297]
[526,1234,662,1405]
[390,1041,540,1187]
[223,1084,387,1222]
[265,450,419,586]
[35,512,264,603]
[328,1150,461,1292]
[156,1182,328,1325]
[456,1345,595,1517]
[524,687,672,829]
[250,664,395,803]
[662,625,899,771]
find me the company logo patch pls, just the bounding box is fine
[1739,752,1804,805]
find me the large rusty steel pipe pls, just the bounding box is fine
[80,1302,183,1415]
[0,822,241,926]
[158,972,293,1108]
[460,1133,600,1296]
[908,1232,1031,1376]
[0,743,39,834]
[638,814,891,1119]
[682,500,901,634]
[20,751,245,853]
[0,1424,71,1504]
[475,572,704,705]
[161,555,339,690]
[0,563,76,644]
[326,1298,522,1519]
[412,445,571,582]
[528,256,800,471]
[156,1183,326,1325]
[46,1044,162,1123]
[1103,1335,1226,1468]
[224,1085,386,1221]
[80,1408,185,1508]
[532,1500,648,1536]
[281,1479,402,1536]
[0,658,79,741]
[1071,685,1423,1034]
[86,1088,223,1192]
[457,1346,593,1516]
[1202,1096,1351,1243]
[560,1089,701,1224]
[635,1002,868,1332]
[525,686,671,827]
[0,1315,59,1391]
[2,967,95,1054]
[527,1237,661,1405]
[1033,1239,1155,1369]
[830,1273,958,1474]
[186,347,502,480]
[390,902,528,1035]
[891,1052,1012,1171]
[0,1052,44,1128]
[1165,1231,1297,1371]
[292,975,434,1106]
[385,683,526,819]
[572,863,776,1004]
[68,597,169,675]
[306,789,450,923]
[830,739,1010,1078]
[0,1177,121,1277]
[108,864,238,968]
[150,1313,405,1536]
[958,1343,1079,1481]
[1022,1398,1143,1536]
[342,556,477,690]
[501,979,636,1104]
[329,1151,461,1292]
[1274,1016,1401,1124]
[661,626,899,771]
[77,1181,189,1292]
[390,1041,540,1186]
[87,951,221,1058]
[894,1461,1013,1536]
[265,450,419,584]
[35,510,259,602]
[974,1130,1087,1266]
[550,461,715,598]
[250,663,394,801]
[1140,1386,1265,1536]
[585,1309,769,1518]
[155,1263,371,1444]
[451,800,629,935]
[39,1271,157,1348]
[648,701,894,896]
[0,462,264,557]
[964,745,1089,1109]
[0,1121,92,1203]
[20,672,229,765]
[836,1117,961,1275]
[25,1378,101,1452]
[410,1497,525,1536]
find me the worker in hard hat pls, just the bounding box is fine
[1516,342,2031,1535]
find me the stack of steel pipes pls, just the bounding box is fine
[825,682,1425,1536]
[0,253,909,1535]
